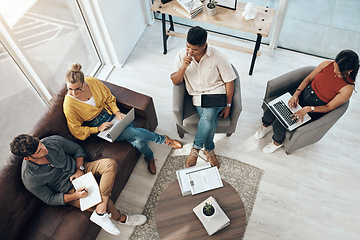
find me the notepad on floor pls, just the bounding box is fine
[71,172,101,211]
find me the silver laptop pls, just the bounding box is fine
[263,92,311,131]
[97,108,135,142]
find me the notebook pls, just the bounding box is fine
[263,92,311,131]
[97,108,135,142]
[71,172,101,211]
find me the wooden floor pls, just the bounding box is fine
[97,21,360,240]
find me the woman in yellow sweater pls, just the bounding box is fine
[63,64,182,174]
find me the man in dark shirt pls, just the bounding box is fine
[10,134,146,236]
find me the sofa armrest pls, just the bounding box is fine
[102,81,158,132]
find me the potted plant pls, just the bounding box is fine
[206,0,218,16]
[202,202,216,219]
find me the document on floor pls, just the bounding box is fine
[71,172,102,211]
[186,165,223,195]
[176,163,211,196]
[193,196,230,236]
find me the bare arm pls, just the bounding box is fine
[311,84,353,113]
[289,60,333,108]
[171,52,192,85]
[64,187,88,203]
[220,80,235,119]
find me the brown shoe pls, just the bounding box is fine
[164,135,183,149]
[145,158,156,175]
[204,150,219,168]
[185,148,199,168]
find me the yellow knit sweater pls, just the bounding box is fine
[63,77,120,140]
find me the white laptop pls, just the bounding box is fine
[263,92,311,131]
[97,108,135,142]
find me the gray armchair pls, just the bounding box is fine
[173,65,242,138]
[262,66,349,154]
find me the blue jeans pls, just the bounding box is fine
[85,110,165,159]
[193,107,223,151]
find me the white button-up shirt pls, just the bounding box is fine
[173,45,236,106]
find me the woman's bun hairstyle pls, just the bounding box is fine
[71,63,82,73]
[65,63,84,84]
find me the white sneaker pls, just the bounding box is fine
[254,125,272,139]
[90,211,120,235]
[119,214,147,226]
[262,141,283,153]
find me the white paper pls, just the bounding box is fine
[71,172,102,211]
[186,166,223,195]
[176,163,211,196]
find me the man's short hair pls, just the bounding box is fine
[187,26,207,47]
[10,134,39,158]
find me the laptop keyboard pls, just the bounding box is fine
[273,100,297,126]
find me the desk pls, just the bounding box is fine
[156,180,246,239]
[150,0,276,75]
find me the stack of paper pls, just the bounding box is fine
[193,196,230,235]
[176,163,223,196]
[176,163,211,196]
[175,0,203,19]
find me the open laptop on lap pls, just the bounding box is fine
[263,92,311,131]
[97,108,135,142]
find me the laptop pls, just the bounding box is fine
[97,108,135,142]
[263,92,311,131]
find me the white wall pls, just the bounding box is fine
[98,0,149,66]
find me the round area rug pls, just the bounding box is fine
[130,149,264,240]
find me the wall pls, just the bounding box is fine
[98,0,148,66]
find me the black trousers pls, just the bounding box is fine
[262,84,327,143]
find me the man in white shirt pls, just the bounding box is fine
[171,26,236,168]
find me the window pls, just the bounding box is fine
[0,0,100,95]
[0,41,45,167]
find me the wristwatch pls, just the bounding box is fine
[227,103,232,108]
[77,166,85,171]
[310,106,315,113]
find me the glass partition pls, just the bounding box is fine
[278,0,360,58]
[0,41,45,167]
[0,0,100,95]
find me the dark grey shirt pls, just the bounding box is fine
[21,135,86,206]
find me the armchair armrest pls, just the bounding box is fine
[284,101,349,153]
[102,81,158,132]
[228,65,242,131]
[173,81,186,125]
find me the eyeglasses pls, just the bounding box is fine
[67,84,83,92]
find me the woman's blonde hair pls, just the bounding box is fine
[65,63,84,84]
